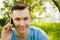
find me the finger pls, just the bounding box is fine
[9,29,12,34]
[5,22,11,28]
[2,22,11,33]
[3,22,11,30]
[7,27,12,33]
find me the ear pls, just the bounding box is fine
[27,5,29,8]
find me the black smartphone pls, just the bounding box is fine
[10,18,14,29]
[10,18,13,24]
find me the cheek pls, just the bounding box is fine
[26,20,30,25]
[13,20,19,26]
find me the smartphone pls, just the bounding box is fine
[10,18,13,24]
[10,18,14,29]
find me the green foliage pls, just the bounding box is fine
[54,0,60,7]
[0,0,46,26]
[0,26,2,38]
[30,22,60,40]
[1,0,59,27]
[0,19,5,26]
[52,0,60,11]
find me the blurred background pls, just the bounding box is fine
[0,0,60,40]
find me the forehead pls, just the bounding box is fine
[12,8,30,18]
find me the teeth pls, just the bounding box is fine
[18,28,24,30]
[17,26,26,30]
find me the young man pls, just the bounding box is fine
[1,2,49,40]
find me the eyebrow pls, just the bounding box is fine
[15,17,29,19]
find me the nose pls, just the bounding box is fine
[19,20,25,27]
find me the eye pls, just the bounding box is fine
[15,18,20,21]
[24,17,28,20]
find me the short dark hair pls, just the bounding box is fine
[11,2,29,11]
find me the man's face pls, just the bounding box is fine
[12,8,31,34]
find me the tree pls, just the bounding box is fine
[0,0,60,26]
[52,0,60,12]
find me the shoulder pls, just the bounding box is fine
[30,26,45,33]
[30,26,49,40]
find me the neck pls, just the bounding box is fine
[16,30,29,40]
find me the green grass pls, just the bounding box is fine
[0,22,60,40]
[30,22,60,40]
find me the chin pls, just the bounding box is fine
[19,31,25,34]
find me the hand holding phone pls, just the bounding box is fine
[1,22,12,40]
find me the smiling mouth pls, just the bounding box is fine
[17,26,26,31]
[18,28,25,31]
